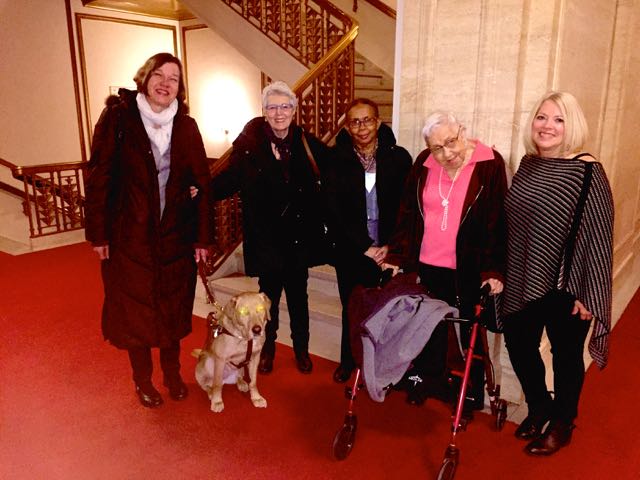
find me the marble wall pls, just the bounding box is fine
[395,0,640,404]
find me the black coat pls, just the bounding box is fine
[85,89,213,349]
[388,145,507,302]
[327,124,412,259]
[211,117,330,275]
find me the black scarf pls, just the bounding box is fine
[264,120,294,179]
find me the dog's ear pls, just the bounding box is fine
[259,293,271,321]
[223,295,239,322]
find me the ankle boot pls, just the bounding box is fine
[135,381,163,408]
[525,420,575,456]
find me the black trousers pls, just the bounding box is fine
[411,263,485,407]
[504,305,591,423]
[335,254,381,369]
[127,341,181,384]
[258,266,310,357]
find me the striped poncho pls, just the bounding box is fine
[503,154,614,368]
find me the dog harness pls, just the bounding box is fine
[207,312,255,384]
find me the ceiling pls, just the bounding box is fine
[81,0,196,21]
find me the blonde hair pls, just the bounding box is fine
[523,91,589,156]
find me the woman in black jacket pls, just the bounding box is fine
[386,111,507,406]
[327,98,412,383]
[210,81,329,375]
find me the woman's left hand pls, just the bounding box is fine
[481,278,503,295]
[195,248,208,263]
[572,299,593,321]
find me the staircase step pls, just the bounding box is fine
[194,265,342,362]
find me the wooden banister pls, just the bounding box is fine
[0,157,87,238]
[352,0,396,19]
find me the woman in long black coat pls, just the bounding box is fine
[326,98,412,383]
[210,81,329,375]
[85,53,213,408]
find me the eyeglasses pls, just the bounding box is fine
[347,116,378,130]
[428,126,462,155]
[265,103,294,114]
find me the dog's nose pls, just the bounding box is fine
[252,325,262,335]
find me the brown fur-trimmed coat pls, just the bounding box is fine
[85,89,213,349]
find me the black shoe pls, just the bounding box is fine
[163,375,188,401]
[333,364,353,383]
[258,352,274,374]
[525,421,575,456]
[295,353,313,374]
[515,412,550,440]
[135,382,163,408]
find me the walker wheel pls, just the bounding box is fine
[332,413,357,460]
[494,399,508,431]
[436,446,459,480]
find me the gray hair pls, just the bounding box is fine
[261,81,298,109]
[421,111,462,142]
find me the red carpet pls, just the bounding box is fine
[1,243,638,479]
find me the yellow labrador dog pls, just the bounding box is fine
[192,292,271,413]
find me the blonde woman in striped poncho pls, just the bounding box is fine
[503,91,613,456]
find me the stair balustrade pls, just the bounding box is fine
[204,0,358,275]
[1,158,86,238]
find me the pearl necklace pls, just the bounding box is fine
[438,165,462,231]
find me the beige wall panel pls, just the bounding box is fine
[77,16,175,139]
[183,27,262,158]
[554,0,616,156]
[0,0,80,167]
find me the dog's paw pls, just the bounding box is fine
[236,379,249,393]
[211,400,225,413]
[251,395,267,408]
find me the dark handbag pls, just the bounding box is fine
[480,292,504,333]
[302,132,336,266]
[511,159,594,322]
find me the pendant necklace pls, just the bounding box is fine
[438,165,462,231]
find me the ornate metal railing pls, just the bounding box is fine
[352,0,396,19]
[220,0,358,141]
[205,0,358,274]
[1,158,86,238]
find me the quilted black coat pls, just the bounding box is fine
[85,89,213,349]
[326,123,412,260]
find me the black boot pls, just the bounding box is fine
[259,342,275,374]
[525,420,575,455]
[160,343,188,401]
[128,348,163,408]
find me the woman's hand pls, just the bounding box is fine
[93,245,109,260]
[364,246,387,265]
[481,278,503,295]
[380,263,400,277]
[190,186,199,199]
[572,299,593,321]
[195,248,208,263]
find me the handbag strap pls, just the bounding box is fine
[301,131,321,182]
[558,159,594,287]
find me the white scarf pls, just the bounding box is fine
[136,92,178,156]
